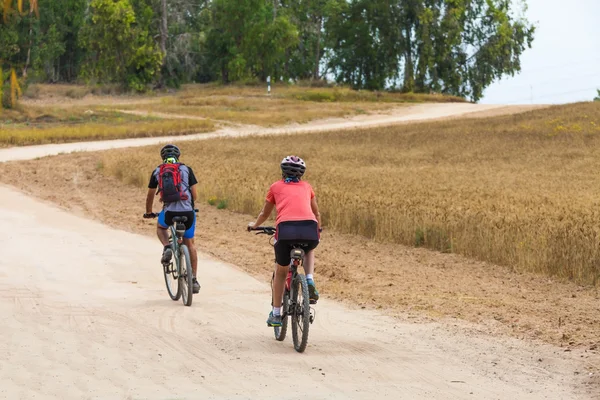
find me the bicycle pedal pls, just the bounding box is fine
[309,308,316,324]
[309,299,318,305]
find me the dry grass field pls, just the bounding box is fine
[107,85,465,127]
[0,108,215,146]
[0,83,465,146]
[98,102,600,286]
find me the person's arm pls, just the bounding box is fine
[311,197,322,230]
[248,201,275,229]
[146,188,156,214]
[146,170,159,214]
[190,184,198,203]
[187,167,199,205]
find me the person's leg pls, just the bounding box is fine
[272,263,288,308]
[303,249,315,276]
[183,237,198,276]
[268,241,291,327]
[157,211,172,264]
[303,243,319,302]
[183,212,200,293]
[157,226,170,246]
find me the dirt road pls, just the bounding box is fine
[1,103,593,400]
[0,103,540,162]
[0,185,591,399]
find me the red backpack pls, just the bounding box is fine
[158,163,189,203]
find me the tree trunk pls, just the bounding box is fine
[313,15,323,80]
[403,26,414,92]
[160,0,168,61]
[22,17,34,78]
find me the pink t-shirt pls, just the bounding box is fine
[266,180,316,225]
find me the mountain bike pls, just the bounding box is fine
[250,226,315,353]
[144,210,198,306]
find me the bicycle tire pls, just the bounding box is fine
[291,274,310,353]
[179,244,194,307]
[274,291,289,341]
[163,244,181,301]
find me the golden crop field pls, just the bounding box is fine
[0,113,215,146]
[100,102,600,285]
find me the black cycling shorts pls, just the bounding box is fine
[274,220,319,266]
[159,211,196,231]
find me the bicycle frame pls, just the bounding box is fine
[281,248,305,317]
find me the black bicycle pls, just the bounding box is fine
[144,210,198,306]
[251,226,315,353]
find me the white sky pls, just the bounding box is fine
[480,0,600,104]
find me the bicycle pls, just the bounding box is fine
[250,226,315,353]
[144,210,198,307]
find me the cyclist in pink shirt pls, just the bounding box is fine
[248,156,322,328]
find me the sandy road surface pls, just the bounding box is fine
[0,185,591,400]
[0,103,538,162]
[1,102,592,399]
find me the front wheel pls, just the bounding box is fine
[179,244,194,306]
[163,244,180,301]
[291,274,310,353]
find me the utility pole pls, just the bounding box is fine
[530,85,533,104]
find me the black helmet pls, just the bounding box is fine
[160,144,180,160]
[281,155,306,178]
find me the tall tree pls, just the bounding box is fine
[324,0,534,101]
[79,0,163,91]
[325,0,403,89]
[207,0,297,83]
[0,0,39,109]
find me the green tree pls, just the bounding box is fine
[207,0,298,83]
[157,0,213,86]
[324,0,534,101]
[281,0,328,80]
[0,0,39,108]
[595,90,600,102]
[34,0,88,82]
[79,0,163,91]
[325,0,403,89]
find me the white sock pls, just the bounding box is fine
[273,307,281,316]
[306,274,314,281]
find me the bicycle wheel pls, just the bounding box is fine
[274,290,289,342]
[163,243,181,301]
[291,274,310,353]
[179,244,194,307]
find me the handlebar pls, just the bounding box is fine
[249,226,277,235]
[143,209,199,219]
[248,226,323,235]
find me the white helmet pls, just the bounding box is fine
[280,155,306,178]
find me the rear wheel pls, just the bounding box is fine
[274,291,289,341]
[163,244,180,301]
[179,244,194,306]
[291,274,310,353]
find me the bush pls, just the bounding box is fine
[23,84,41,99]
[66,87,90,99]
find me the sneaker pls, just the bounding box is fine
[307,279,319,304]
[161,247,173,264]
[266,311,282,327]
[193,278,200,294]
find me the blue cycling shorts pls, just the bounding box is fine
[158,210,196,239]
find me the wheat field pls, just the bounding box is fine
[100,102,600,285]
